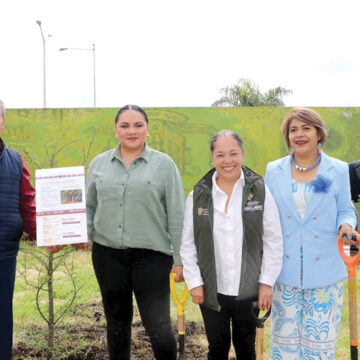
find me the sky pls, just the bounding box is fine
[1,0,360,109]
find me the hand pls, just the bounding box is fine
[72,243,88,250]
[46,245,65,254]
[258,283,272,311]
[190,285,204,304]
[170,265,184,282]
[339,224,358,245]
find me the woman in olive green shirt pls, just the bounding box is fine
[86,105,185,360]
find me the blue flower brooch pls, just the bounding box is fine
[310,174,332,193]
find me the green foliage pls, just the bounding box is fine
[18,242,85,359]
[212,78,292,107]
[19,245,79,323]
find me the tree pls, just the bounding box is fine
[19,244,81,359]
[17,119,96,359]
[212,78,292,107]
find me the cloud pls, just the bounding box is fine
[319,58,356,73]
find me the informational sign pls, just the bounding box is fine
[35,166,88,247]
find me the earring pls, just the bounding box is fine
[317,141,322,149]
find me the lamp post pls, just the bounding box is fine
[59,44,96,108]
[36,20,47,108]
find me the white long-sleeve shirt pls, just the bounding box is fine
[180,171,283,296]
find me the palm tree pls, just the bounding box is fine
[212,78,292,107]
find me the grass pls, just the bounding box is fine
[13,240,360,359]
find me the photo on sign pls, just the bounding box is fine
[60,189,83,204]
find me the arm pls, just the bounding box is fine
[19,156,36,239]
[19,158,66,254]
[86,160,97,240]
[258,185,283,310]
[164,159,185,267]
[180,191,205,304]
[337,163,357,237]
[264,162,274,194]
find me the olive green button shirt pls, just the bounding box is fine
[86,144,185,264]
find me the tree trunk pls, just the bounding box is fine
[47,252,54,359]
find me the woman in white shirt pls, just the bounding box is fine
[180,130,283,360]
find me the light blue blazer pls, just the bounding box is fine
[265,152,356,289]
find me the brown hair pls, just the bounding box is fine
[281,108,327,151]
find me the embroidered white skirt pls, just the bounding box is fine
[270,281,344,360]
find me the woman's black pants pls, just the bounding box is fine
[92,242,177,360]
[200,294,258,360]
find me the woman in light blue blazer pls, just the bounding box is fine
[265,108,358,360]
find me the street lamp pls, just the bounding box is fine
[36,20,46,108]
[59,44,96,108]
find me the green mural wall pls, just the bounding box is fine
[4,107,360,194]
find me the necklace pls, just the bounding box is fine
[291,153,321,172]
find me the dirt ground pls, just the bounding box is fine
[13,303,211,360]
[13,322,208,360]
